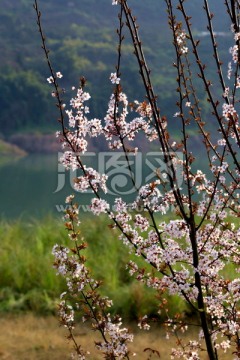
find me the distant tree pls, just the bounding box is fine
[0,71,52,134]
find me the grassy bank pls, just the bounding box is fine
[0,215,188,320]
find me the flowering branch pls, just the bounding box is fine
[35,0,240,359]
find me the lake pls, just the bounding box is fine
[0,152,142,219]
[0,154,67,220]
[0,151,209,220]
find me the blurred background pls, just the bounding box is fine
[0,0,231,219]
[0,2,234,358]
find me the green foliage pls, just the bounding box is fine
[0,0,231,137]
[0,70,54,135]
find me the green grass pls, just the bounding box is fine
[2,213,238,320]
[0,215,189,319]
[0,217,66,313]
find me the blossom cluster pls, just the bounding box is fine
[222,103,238,122]
[229,44,239,63]
[175,26,188,54]
[95,315,133,358]
[73,167,108,194]
[103,91,157,149]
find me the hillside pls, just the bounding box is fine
[0,0,232,142]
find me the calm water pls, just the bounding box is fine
[0,152,209,220]
[0,154,68,219]
[0,153,139,220]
